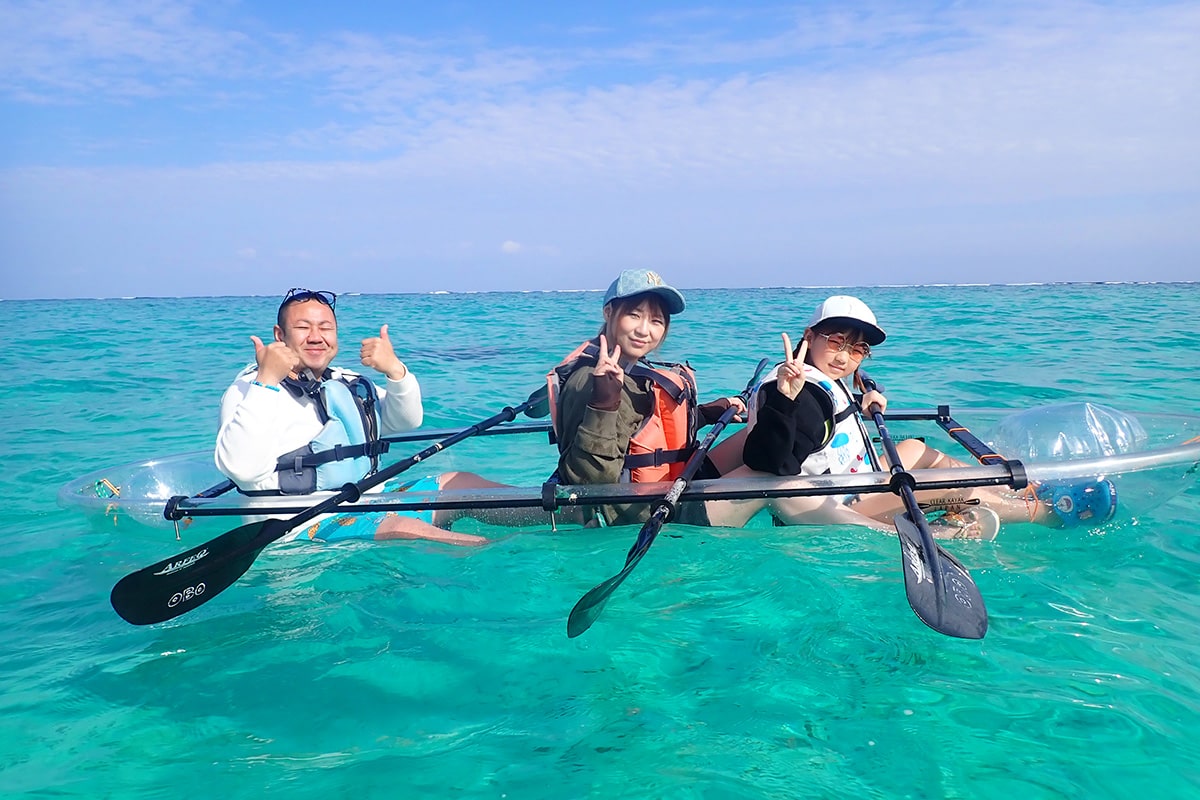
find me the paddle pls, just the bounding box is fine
[567,359,770,638]
[111,386,551,626]
[860,377,988,639]
[162,422,555,523]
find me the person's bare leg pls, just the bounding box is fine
[770,493,887,528]
[438,471,512,490]
[707,428,748,475]
[699,463,774,527]
[855,438,1046,524]
[701,464,882,529]
[374,513,488,546]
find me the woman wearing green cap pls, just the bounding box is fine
[546,269,745,527]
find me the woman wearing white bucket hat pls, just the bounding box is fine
[723,295,1116,538]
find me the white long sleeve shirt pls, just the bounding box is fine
[214,364,424,492]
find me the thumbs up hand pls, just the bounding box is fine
[361,324,408,380]
[251,334,300,386]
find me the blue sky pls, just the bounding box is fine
[1,0,1197,299]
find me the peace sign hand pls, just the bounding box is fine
[592,334,624,381]
[589,334,625,411]
[776,332,808,401]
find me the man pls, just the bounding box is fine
[215,288,484,545]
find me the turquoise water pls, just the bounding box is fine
[4,284,1200,798]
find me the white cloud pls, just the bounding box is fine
[1,2,1197,297]
[0,0,251,101]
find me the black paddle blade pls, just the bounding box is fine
[523,385,551,419]
[567,361,770,638]
[566,542,654,638]
[566,574,621,638]
[894,512,988,639]
[110,520,278,625]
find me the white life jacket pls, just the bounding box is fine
[747,363,870,476]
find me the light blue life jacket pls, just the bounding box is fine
[272,370,385,494]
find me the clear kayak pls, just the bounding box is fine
[59,403,1200,536]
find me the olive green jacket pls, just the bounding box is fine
[555,364,657,525]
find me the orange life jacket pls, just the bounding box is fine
[547,340,699,482]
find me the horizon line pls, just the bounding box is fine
[2,279,1196,303]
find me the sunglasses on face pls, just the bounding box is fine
[280,288,337,309]
[814,332,871,360]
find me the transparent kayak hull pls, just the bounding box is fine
[59,406,1200,536]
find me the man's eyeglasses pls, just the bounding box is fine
[281,288,337,309]
[815,332,871,359]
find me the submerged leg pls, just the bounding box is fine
[861,438,1068,529]
[701,464,883,530]
[374,513,488,546]
[699,463,777,528]
[430,471,550,528]
[300,506,488,547]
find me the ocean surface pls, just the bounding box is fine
[3,283,1199,799]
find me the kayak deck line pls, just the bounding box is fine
[164,437,1200,518]
[166,466,1026,517]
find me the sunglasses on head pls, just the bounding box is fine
[280,288,337,309]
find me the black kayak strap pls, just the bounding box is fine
[623,447,692,469]
[632,365,689,404]
[274,439,391,473]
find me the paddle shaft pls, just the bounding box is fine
[623,394,743,557]
[567,358,770,637]
[280,399,536,534]
[860,377,988,638]
[866,402,946,580]
[859,375,948,588]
